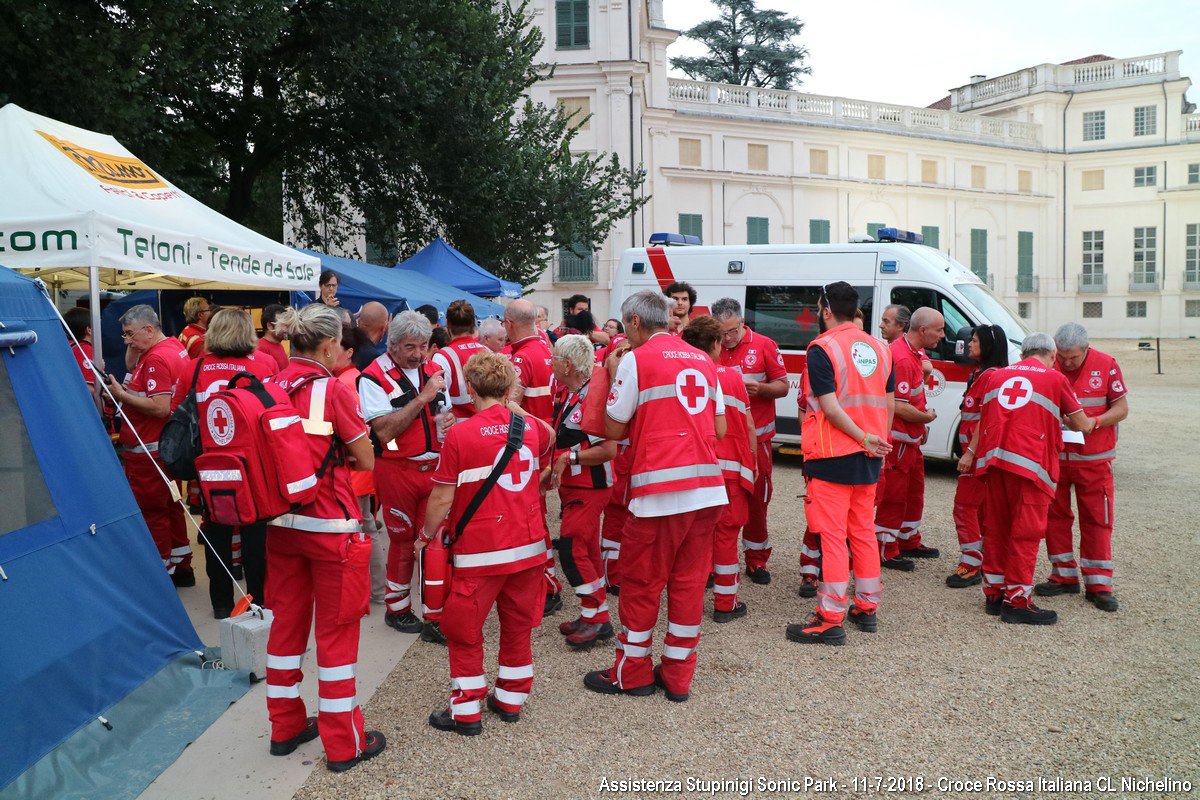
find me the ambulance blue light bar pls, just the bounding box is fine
[649,232,702,246]
[875,228,924,245]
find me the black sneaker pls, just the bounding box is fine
[384,610,422,634]
[1001,603,1058,626]
[746,566,772,585]
[428,707,482,736]
[1085,591,1119,612]
[171,570,196,588]
[213,606,233,620]
[326,731,387,772]
[785,616,846,646]
[797,576,818,598]
[487,693,521,723]
[565,621,615,648]
[583,669,655,697]
[1034,580,1081,597]
[653,665,688,703]
[946,566,983,588]
[231,565,244,581]
[848,607,877,633]
[713,601,748,624]
[269,716,319,756]
[985,597,1003,616]
[881,557,915,572]
[420,620,447,645]
[607,584,620,596]
[900,544,940,559]
[544,593,563,616]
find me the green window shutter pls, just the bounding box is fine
[556,0,571,48]
[747,217,769,244]
[557,0,588,48]
[1017,231,1034,276]
[971,228,988,278]
[678,213,703,243]
[809,219,830,244]
[867,222,884,239]
[921,226,940,249]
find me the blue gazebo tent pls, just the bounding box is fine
[0,265,246,798]
[395,238,521,299]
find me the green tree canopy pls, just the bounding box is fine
[670,0,811,90]
[0,0,646,286]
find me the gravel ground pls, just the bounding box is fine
[297,339,1199,800]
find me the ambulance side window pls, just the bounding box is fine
[746,285,875,351]
[888,287,971,361]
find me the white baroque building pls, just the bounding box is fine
[522,0,1200,338]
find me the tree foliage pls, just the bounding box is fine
[0,0,646,286]
[670,0,811,90]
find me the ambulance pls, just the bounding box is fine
[610,229,1029,460]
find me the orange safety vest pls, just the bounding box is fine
[801,322,892,462]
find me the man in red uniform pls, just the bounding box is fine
[431,300,488,420]
[959,332,1095,625]
[682,316,757,622]
[359,311,451,642]
[503,298,562,613]
[423,352,553,735]
[105,305,192,582]
[711,297,788,584]
[787,283,894,644]
[874,306,944,571]
[256,303,291,372]
[583,290,727,702]
[178,296,212,359]
[64,307,97,388]
[1035,323,1128,612]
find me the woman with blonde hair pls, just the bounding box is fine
[261,303,385,772]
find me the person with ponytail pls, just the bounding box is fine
[260,303,386,773]
[946,324,1008,588]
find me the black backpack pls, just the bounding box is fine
[159,358,204,480]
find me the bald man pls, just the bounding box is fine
[875,307,945,570]
[353,302,391,370]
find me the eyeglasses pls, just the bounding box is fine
[120,326,149,340]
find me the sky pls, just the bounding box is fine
[662,0,1200,108]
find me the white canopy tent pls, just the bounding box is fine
[0,104,319,367]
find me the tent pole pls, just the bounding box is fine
[89,266,105,372]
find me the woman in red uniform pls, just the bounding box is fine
[946,324,1007,588]
[174,309,276,617]
[422,352,553,735]
[261,303,385,772]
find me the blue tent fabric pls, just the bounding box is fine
[395,238,521,299]
[293,249,505,318]
[0,266,217,791]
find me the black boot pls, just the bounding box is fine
[428,708,482,736]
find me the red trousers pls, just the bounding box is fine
[875,442,925,559]
[805,478,881,622]
[375,459,434,614]
[799,528,821,579]
[264,527,372,763]
[1045,460,1115,594]
[124,453,190,573]
[441,565,544,721]
[742,442,774,569]
[600,446,633,589]
[610,505,721,695]
[557,486,613,624]
[713,481,749,611]
[952,473,987,569]
[982,470,1051,606]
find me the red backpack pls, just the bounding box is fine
[195,372,334,526]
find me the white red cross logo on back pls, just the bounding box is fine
[997,377,1033,410]
[495,444,535,492]
[675,368,710,415]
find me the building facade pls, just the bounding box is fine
[523,0,1200,337]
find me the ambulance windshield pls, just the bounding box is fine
[956,283,1029,346]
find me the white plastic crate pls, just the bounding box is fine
[218,607,274,681]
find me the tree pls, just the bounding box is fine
[670,0,811,90]
[0,0,646,286]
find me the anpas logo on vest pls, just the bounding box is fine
[850,341,879,377]
[206,399,236,446]
[37,131,168,189]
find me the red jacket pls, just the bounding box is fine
[889,336,928,445]
[431,335,488,419]
[119,337,189,451]
[718,328,786,442]
[552,380,613,490]
[715,366,755,493]
[958,366,998,475]
[173,353,276,408]
[975,357,1084,497]
[179,323,206,359]
[432,404,551,576]
[508,335,555,423]
[1057,348,1125,463]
